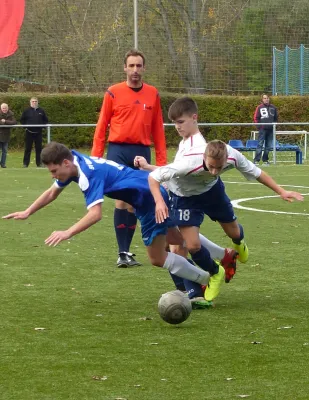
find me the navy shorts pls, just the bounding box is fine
[170,178,236,227]
[107,142,151,170]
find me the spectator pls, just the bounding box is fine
[91,49,167,268]
[20,97,48,168]
[0,103,16,168]
[253,94,278,165]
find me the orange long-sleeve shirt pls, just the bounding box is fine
[91,82,167,166]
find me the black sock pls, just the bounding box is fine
[114,208,128,253]
[126,211,137,251]
[232,223,244,245]
[169,273,186,292]
[191,246,219,275]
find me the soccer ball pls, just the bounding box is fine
[158,290,192,325]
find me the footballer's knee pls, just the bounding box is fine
[115,199,133,211]
[148,254,166,267]
[169,243,188,258]
[127,205,135,214]
[186,242,202,254]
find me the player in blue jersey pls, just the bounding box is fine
[3,141,214,287]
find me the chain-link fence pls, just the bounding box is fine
[1,0,309,94]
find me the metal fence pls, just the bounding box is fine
[1,1,309,94]
[8,122,309,164]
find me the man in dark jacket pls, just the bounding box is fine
[253,94,278,165]
[20,97,48,167]
[0,103,16,168]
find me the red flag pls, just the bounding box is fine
[0,0,25,58]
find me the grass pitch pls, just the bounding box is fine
[1,151,309,399]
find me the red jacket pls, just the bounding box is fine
[91,82,167,165]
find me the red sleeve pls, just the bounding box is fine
[253,105,260,124]
[91,91,113,157]
[151,93,167,166]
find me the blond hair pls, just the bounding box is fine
[205,140,227,160]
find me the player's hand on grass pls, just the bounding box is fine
[45,230,71,246]
[134,156,148,169]
[280,190,304,202]
[155,200,169,223]
[2,211,30,220]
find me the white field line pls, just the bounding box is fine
[224,181,309,189]
[224,181,309,215]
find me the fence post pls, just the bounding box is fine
[47,125,51,143]
[133,0,138,48]
[285,45,289,95]
[273,124,277,164]
[300,44,304,96]
[272,46,276,96]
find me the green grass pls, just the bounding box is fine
[1,151,309,399]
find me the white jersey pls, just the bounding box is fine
[150,134,262,196]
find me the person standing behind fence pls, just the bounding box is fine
[91,49,167,268]
[20,97,48,168]
[253,94,278,165]
[0,103,16,168]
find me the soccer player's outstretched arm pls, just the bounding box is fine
[2,185,63,220]
[45,203,102,247]
[231,147,303,203]
[257,171,304,202]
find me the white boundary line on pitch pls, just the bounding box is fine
[224,181,309,189]
[223,181,309,216]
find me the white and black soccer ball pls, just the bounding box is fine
[158,290,192,325]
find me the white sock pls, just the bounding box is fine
[199,233,225,260]
[163,252,209,285]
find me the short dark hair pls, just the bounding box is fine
[41,142,73,165]
[168,97,198,121]
[124,49,145,66]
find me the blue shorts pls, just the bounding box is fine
[107,142,151,170]
[135,187,176,246]
[170,178,236,227]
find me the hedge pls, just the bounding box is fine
[2,93,309,148]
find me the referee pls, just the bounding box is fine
[91,49,167,268]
